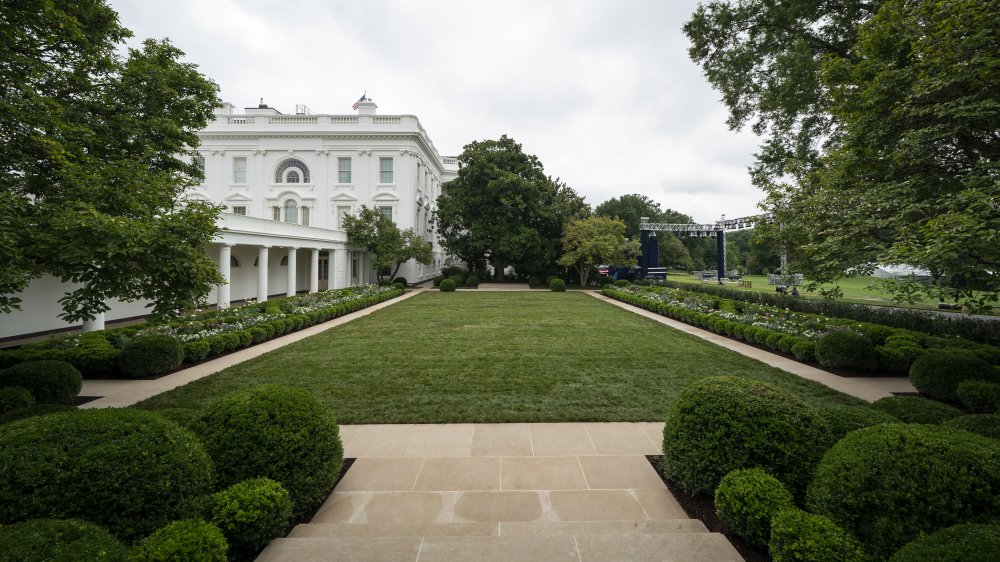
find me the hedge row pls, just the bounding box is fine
[0,287,404,378]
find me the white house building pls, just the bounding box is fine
[1,100,457,341]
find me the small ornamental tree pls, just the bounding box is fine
[343,206,432,283]
[558,216,639,287]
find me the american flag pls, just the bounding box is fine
[352,92,367,110]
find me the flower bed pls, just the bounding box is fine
[0,285,403,378]
[603,285,1000,375]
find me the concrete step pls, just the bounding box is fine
[256,532,745,561]
[288,519,709,539]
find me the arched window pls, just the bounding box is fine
[274,159,310,183]
[283,200,298,224]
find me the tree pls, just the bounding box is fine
[558,216,638,286]
[343,206,432,282]
[436,135,585,281]
[1,0,223,321]
[657,233,694,271]
[595,194,691,239]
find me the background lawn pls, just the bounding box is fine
[135,292,864,424]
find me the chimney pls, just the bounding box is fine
[356,100,378,115]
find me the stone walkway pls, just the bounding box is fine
[73,285,914,561]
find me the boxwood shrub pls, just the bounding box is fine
[791,340,816,362]
[0,518,127,562]
[909,352,998,402]
[942,414,1000,440]
[183,340,211,362]
[549,278,567,292]
[814,405,898,441]
[0,386,35,415]
[806,423,1000,559]
[662,376,832,497]
[119,335,184,378]
[714,468,795,547]
[887,523,1000,562]
[465,275,480,288]
[815,330,878,371]
[192,385,344,519]
[869,395,962,424]
[0,403,75,425]
[956,380,1000,413]
[0,409,214,542]
[527,275,541,288]
[131,519,227,562]
[439,278,457,292]
[392,276,407,287]
[210,477,293,558]
[768,508,870,562]
[0,360,82,404]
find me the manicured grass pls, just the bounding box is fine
[135,292,864,424]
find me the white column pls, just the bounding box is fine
[333,248,348,289]
[257,246,270,302]
[218,244,232,309]
[82,312,105,333]
[286,247,298,297]
[310,249,320,293]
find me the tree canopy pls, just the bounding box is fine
[558,216,638,286]
[1,0,223,321]
[435,135,587,280]
[343,206,432,282]
[595,194,691,239]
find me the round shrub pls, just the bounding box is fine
[0,518,128,562]
[183,340,211,362]
[909,352,998,402]
[806,423,1000,559]
[527,275,541,288]
[815,405,899,441]
[662,376,832,497]
[0,360,81,404]
[432,274,444,287]
[439,278,457,292]
[768,508,870,562]
[118,335,184,378]
[956,380,1000,413]
[465,275,480,288]
[888,523,1000,562]
[869,395,962,424]
[131,519,227,562]
[791,340,816,362]
[815,330,878,371]
[943,414,1000,440]
[714,468,795,547]
[392,276,407,287]
[549,278,566,292]
[0,409,214,542]
[0,386,34,415]
[876,346,912,374]
[211,478,293,558]
[0,403,75,425]
[448,274,465,286]
[192,385,344,519]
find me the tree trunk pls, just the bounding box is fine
[495,260,505,283]
[579,265,589,287]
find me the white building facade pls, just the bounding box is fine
[1,101,457,341]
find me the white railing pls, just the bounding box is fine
[226,116,255,124]
[269,116,318,125]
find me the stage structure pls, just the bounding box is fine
[639,214,772,282]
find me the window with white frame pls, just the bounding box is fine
[272,206,281,221]
[378,205,393,223]
[231,206,247,215]
[301,206,310,226]
[379,157,393,184]
[338,157,352,183]
[283,200,298,224]
[274,158,310,183]
[337,206,352,229]
[232,157,247,183]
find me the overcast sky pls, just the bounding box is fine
[109,0,763,224]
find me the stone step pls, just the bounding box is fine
[256,533,745,561]
[288,519,709,539]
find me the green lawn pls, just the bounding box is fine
[135,292,864,424]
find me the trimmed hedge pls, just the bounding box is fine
[210,478,293,558]
[909,352,998,402]
[815,330,878,371]
[869,396,962,424]
[956,380,1000,413]
[0,332,119,378]
[0,360,81,404]
[0,386,34,415]
[0,403,75,425]
[118,335,184,378]
[662,376,832,497]
[806,423,1000,559]
[0,409,214,542]
[439,279,457,292]
[943,414,1000,440]
[193,385,344,519]
[814,405,898,442]
[0,518,127,562]
[714,468,795,547]
[768,508,870,562]
[549,278,566,292]
[888,523,1000,562]
[131,519,227,562]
